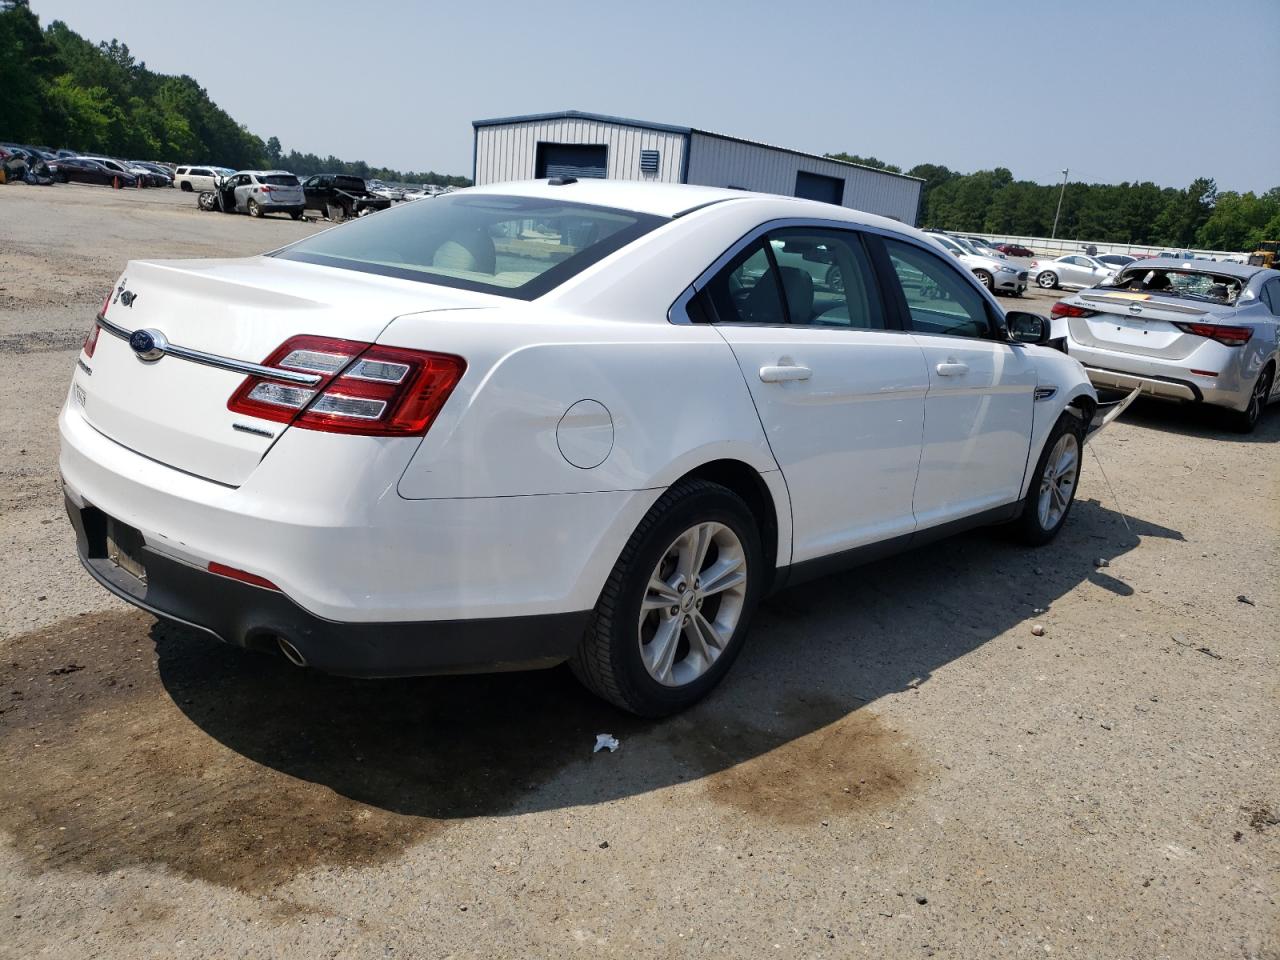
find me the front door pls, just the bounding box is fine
[878,237,1037,528]
[698,228,929,564]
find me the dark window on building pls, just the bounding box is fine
[794,171,844,205]
[535,143,608,180]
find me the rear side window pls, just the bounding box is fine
[882,238,992,339]
[1263,279,1280,316]
[261,174,299,186]
[274,193,666,300]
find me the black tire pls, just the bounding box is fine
[290,210,303,221]
[180,181,192,192]
[825,263,844,292]
[1037,271,1059,289]
[974,269,994,291]
[1012,411,1086,546]
[247,199,262,218]
[570,478,764,717]
[197,191,217,211]
[1231,364,1274,434]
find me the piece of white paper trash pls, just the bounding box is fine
[593,734,620,754]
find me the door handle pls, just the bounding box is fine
[759,364,812,383]
[935,361,969,376]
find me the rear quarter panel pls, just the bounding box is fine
[388,308,780,500]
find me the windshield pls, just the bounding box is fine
[274,192,666,300]
[1104,267,1243,304]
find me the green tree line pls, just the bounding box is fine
[0,0,471,184]
[827,153,1280,253]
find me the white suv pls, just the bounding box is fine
[61,180,1106,715]
[174,165,234,192]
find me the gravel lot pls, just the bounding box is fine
[0,184,1276,960]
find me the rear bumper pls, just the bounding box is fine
[66,495,588,677]
[1070,341,1255,412]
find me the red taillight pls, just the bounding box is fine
[226,335,466,436]
[259,185,272,193]
[208,561,279,590]
[1050,301,1097,318]
[83,321,101,358]
[1173,322,1252,346]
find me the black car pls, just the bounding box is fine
[131,161,175,186]
[302,174,392,219]
[58,157,138,188]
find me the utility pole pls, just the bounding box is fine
[1051,168,1069,240]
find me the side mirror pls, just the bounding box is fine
[1006,311,1051,345]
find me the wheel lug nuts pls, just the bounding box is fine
[677,584,686,593]
[669,606,679,617]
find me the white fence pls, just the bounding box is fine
[964,232,1245,261]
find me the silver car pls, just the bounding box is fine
[200,169,305,218]
[1032,254,1117,290]
[1055,259,1280,432]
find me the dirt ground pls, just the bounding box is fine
[0,183,1276,960]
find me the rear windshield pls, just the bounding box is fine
[333,176,367,190]
[261,174,299,186]
[273,192,666,300]
[1105,267,1243,305]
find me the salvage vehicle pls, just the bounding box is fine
[926,231,1028,295]
[1054,258,1280,432]
[1031,254,1117,290]
[302,174,392,220]
[197,170,305,219]
[57,157,138,188]
[61,180,1121,716]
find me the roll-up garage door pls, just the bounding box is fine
[535,143,608,179]
[794,171,845,205]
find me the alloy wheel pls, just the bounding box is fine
[1037,432,1079,530]
[638,522,748,687]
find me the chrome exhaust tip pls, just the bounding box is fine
[277,636,308,667]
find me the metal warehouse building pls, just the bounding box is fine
[472,110,923,225]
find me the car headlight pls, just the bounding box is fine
[997,264,1018,273]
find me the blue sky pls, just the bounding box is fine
[30,0,1280,191]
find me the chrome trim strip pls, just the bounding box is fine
[232,422,277,438]
[95,314,322,386]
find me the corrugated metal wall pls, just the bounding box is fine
[685,133,922,225]
[474,120,687,186]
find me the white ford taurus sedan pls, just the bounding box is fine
[61,179,1110,716]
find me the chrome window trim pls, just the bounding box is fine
[95,314,323,386]
[667,217,1004,326]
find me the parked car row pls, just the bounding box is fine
[923,230,1029,296]
[193,168,445,220]
[1,142,176,188]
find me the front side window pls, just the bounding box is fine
[274,193,666,300]
[883,238,992,339]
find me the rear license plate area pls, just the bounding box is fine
[106,517,147,583]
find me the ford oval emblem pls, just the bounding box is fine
[129,328,167,362]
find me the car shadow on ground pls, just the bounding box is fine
[154,497,1182,822]
[1117,396,1280,443]
[0,497,1183,891]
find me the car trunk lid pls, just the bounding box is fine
[76,257,494,486]
[1067,291,1215,360]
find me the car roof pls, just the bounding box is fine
[464,178,910,228]
[1123,257,1267,279]
[234,169,296,177]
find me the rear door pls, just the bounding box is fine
[699,227,928,563]
[878,236,1037,528]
